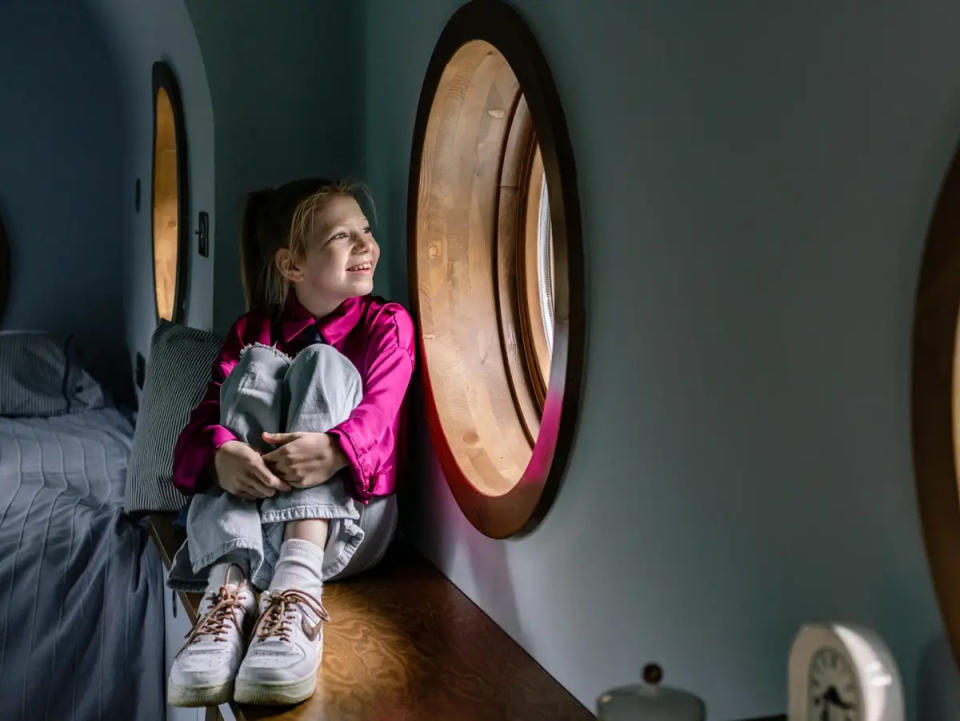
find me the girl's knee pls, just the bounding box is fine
[289,342,348,367]
[236,342,293,371]
[225,344,293,391]
[287,344,361,388]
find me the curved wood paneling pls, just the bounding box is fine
[912,137,960,673]
[408,0,585,539]
[496,93,540,446]
[152,61,189,325]
[521,144,552,405]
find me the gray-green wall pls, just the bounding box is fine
[30,0,959,717]
[87,0,216,403]
[361,1,960,719]
[184,0,364,336]
[0,1,128,401]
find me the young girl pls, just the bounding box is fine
[164,178,415,707]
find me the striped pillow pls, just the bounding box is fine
[0,330,105,416]
[124,320,224,512]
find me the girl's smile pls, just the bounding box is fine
[276,193,380,318]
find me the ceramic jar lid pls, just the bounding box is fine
[596,664,706,721]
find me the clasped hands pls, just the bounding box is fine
[213,431,349,500]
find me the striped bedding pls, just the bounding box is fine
[0,406,164,720]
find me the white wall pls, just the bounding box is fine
[362,1,960,719]
[86,0,215,404]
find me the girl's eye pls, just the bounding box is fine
[327,228,371,242]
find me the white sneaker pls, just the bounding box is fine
[233,588,331,705]
[167,571,257,707]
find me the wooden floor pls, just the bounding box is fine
[149,514,595,721]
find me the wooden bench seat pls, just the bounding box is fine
[148,513,595,721]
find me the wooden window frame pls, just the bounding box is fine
[520,142,554,410]
[408,0,585,538]
[151,61,189,325]
[497,95,548,444]
[912,138,960,672]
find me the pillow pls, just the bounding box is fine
[124,320,224,512]
[0,330,106,416]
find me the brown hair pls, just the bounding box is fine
[240,177,374,316]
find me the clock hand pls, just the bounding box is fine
[823,687,855,710]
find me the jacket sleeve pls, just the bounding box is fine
[327,307,415,503]
[171,318,246,495]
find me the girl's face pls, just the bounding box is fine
[278,194,380,315]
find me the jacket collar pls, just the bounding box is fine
[279,290,365,346]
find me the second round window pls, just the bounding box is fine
[410,1,585,539]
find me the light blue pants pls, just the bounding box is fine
[166,342,398,592]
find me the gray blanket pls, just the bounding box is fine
[0,407,164,720]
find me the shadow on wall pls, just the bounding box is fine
[78,336,135,411]
[398,380,529,651]
[918,635,960,721]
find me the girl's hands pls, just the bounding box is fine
[260,431,350,490]
[214,440,292,500]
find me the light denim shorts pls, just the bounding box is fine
[167,342,398,592]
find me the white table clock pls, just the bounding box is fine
[788,622,904,721]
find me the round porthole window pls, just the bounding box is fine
[911,137,960,671]
[152,61,189,324]
[408,0,585,538]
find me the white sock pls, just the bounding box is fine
[203,552,250,609]
[269,538,325,597]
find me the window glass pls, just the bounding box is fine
[537,171,555,353]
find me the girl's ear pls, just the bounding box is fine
[275,248,304,282]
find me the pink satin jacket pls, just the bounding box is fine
[171,290,416,505]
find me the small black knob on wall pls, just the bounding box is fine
[196,211,209,257]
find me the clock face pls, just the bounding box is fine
[807,648,862,721]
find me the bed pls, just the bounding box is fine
[0,332,165,720]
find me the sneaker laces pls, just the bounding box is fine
[252,589,331,643]
[175,581,250,658]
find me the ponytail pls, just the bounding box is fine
[240,188,274,314]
